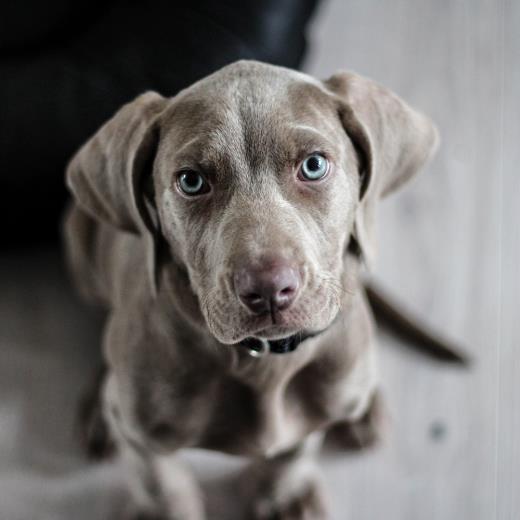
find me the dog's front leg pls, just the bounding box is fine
[325,388,386,452]
[121,445,205,520]
[243,432,328,520]
[104,375,206,520]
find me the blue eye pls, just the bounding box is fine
[299,153,329,181]
[177,170,208,196]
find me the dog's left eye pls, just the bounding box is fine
[177,170,209,196]
[299,153,329,181]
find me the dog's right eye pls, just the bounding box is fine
[177,170,209,196]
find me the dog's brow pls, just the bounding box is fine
[287,124,327,138]
[286,124,335,154]
[174,136,203,156]
[287,124,332,143]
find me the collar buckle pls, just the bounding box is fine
[242,338,269,358]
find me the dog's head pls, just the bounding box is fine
[67,61,438,344]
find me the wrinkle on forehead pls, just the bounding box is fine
[159,72,340,188]
[163,102,284,185]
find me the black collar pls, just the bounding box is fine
[238,329,323,357]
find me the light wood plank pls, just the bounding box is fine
[306,0,518,518]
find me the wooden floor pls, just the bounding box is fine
[0,1,518,519]
[306,1,519,518]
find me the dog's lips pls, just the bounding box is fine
[229,303,340,344]
[217,309,298,343]
[253,325,301,341]
[228,326,299,345]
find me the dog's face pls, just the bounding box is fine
[67,61,438,345]
[154,66,359,343]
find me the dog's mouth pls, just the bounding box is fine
[203,283,343,347]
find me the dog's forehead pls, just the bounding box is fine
[182,59,323,104]
[169,64,329,130]
[158,62,338,177]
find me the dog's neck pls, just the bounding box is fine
[238,328,326,357]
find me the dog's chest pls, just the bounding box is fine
[133,339,373,458]
[195,349,353,456]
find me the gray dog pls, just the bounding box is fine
[64,60,440,519]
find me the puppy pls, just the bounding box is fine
[64,60,438,519]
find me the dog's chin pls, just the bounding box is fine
[209,308,340,345]
[249,324,302,341]
[210,323,301,345]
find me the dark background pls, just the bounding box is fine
[0,0,317,246]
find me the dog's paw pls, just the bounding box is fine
[251,478,328,520]
[325,390,386,452]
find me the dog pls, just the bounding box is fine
[64,60,441,519]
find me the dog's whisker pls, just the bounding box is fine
[318,274,355,297]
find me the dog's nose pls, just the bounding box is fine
[234,261,301,315]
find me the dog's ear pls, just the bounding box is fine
[324,72,439,266]
[66,91,167,296]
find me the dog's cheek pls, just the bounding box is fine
[158,193,194,266]
[201,290,249,343]
[302,172,355,275]
[325,176,358,272]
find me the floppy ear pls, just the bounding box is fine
[66,91,168,296]
[324,72,439,266]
